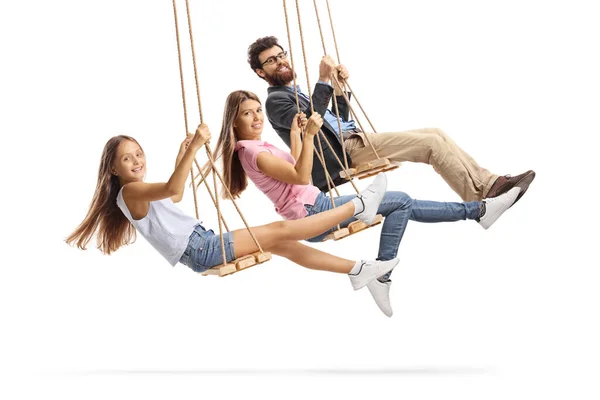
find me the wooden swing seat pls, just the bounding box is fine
[323,214,383,242]
[202,251,272,277]
[340,158,399,180]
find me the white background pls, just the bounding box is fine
[1,0,598,399]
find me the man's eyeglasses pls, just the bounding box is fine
[261,51,288,67]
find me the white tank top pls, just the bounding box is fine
[116,186,201,266]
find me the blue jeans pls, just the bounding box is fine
[179,224,236,273]
[305,192,480,279]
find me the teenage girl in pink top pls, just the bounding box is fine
[214,90,521,317]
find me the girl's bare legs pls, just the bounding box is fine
[232,201,355,258]
[269,241,354,274]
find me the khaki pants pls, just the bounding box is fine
[344,128,498,202]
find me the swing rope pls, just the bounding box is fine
[171,0,201,220]
[313,0,328,55]
[325,0,379,136]
[283,0,341,199]
[325,1,356,123]
[173,0,267,267]
[330,73,381,159]
[182,0,227,265]
[173,0,228,230]
[182,0,266,257]
[282,0,385,241]
[325,0,341,66]
[289,0,361,191]
[314,0,380,160]
[173,0,229,231]
[312,0,351,170]
[290,0,341,232]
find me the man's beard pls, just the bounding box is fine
[265,65,296,86]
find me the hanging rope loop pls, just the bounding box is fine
[172,0,266,260]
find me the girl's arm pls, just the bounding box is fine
[170,133,194,203]
[123,124,211,203]
[289,113,304,161]
[256,113,322,185]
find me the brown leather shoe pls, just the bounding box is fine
[486,170,536,203]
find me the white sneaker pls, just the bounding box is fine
[478,187,521,229]
[355,172,387,225]
[367,279,393,317]
[349,258,399,291]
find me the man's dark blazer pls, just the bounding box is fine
[265,83,353,192]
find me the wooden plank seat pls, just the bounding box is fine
[323,214,383,242]
[354,164,399,180]
[339,158,399,180]
[202,251,272,277]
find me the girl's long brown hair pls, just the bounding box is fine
[213,90,261,199]
[66,135,138,254]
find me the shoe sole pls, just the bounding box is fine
[367,281,393,317]
[512,171,536,204]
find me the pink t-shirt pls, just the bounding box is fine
[235,140,320,220]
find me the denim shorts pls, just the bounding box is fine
[179,224,236,273]
[304,192,357,243]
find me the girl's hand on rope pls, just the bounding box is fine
[291,112,307,136]
[191,124,212,150]
[179,133,194,154]
[304,113,323,137]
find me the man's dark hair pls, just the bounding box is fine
[247,36,284,76]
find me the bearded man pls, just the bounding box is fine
[247,36,535,202]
